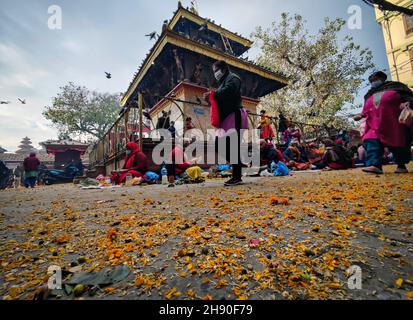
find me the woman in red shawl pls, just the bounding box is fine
[111,142,149,185]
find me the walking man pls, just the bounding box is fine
[23,152,40,188]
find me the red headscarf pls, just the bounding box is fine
[123,142,141,169]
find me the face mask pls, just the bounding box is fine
[214,69,224,81]
[370,80,383,89]
[126,150,132,156]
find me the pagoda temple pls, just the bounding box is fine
[15,137,37,155]
[89,3,289,174]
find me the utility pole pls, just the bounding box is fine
[138,92,143,150]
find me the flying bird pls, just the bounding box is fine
[18,98,26,104]
[145,32,159,40]
[105,72,112,79]
[0,101,10,105]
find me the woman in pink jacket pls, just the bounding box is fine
[355,71,413,174]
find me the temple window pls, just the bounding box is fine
[403,14,413,35]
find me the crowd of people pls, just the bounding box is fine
[3,66,412,190]
[258,77,412,177]
[260,137,355,174]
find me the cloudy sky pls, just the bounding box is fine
[0,0,388,152]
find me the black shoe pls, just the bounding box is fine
[224,178,243,186]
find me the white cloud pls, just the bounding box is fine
[61,39,83,54]
[0,42,50,90]
[0,42,57,151]
[0,95,57,152]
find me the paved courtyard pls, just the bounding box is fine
[1,165,412,300]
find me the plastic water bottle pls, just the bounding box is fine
[208,166,215,178]
[270,161,277,173]
[161,165,168,185]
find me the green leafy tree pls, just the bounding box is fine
[43,82,120,141]
[252,13,375,132]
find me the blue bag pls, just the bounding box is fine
[273,162,290,177]
[217,164,231,172]
[144,171,160,183]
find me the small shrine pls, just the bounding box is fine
[41,139,89,169]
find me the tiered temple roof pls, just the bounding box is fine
[121,4,289,109]
[15,137,37,155]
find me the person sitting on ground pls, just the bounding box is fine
[260,139,283,172]
[265,139,286,162]
[167,144,191,180]
[23,152,40,188]
[297,141,309,163]
[283,124,293,146]
[322,139,354,170]
[110,142,149,185]
[283,140,303,163]
[337,129,350,147]
[305,142,326,169]
[290,125,302,143]
[283,140,310,170]
[166,141,203,183]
